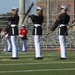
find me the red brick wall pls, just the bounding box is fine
[37,0,75,15]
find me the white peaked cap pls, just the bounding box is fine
[61,5,68,10]
[12,7,18,11]
[22,24,25,26]
[37,6,43,11]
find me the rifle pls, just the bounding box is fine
[46,23,59,37]
[46,18,60,37]
[65,21,75,35]
[45,26,53,37]
[22,2,34,24]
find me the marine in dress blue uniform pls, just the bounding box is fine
[7,7,19,59]
[28,6,44,59]
[4,25,12,52]
[52,6,70,59]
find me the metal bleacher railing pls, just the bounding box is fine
[0,14,75,50]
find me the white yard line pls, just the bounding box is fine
[0,68,75,73]
[0,62,75,66]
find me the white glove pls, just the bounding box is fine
[5,34,8,38]
[19,35,24,37]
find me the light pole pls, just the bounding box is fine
[47,0,50,32]
[19,0,25,27]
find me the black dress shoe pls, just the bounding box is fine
[7,51,12,52]
[34,57,43,60]
[60,58,67,60]
[10,57,18,59]
[21,51,27,52]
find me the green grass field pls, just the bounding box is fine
[0,50,75,75]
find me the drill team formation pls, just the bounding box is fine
[1,2,75,60]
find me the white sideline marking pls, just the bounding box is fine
[0,62,75,66]
[0,68,75,73]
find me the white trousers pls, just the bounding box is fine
[22,40,27,52]
[4,37,12,52]
[7,37,12,51]
[34,35,42,58]
[59,35,67,58]
[17,36,21,52]
[4,39,7,52]
[11,36,18,58]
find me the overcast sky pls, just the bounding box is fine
[0,0,36,14]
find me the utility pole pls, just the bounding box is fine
[47,0,50,32]
[19,0,25,27]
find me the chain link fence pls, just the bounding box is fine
[0,15,75,49]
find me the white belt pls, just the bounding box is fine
[34,24,41,35]
[34,24,41,27]
[11,24,17,35]
[11,24,17,27]
[60,24,67,27]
